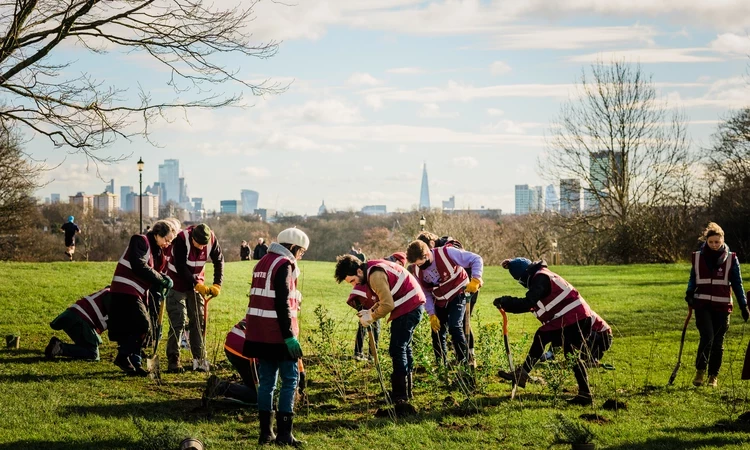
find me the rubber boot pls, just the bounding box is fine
[45,337,63,360]
[275,412,303,447]
[258,410,276,445]
[693,369,706,387]
[391,373,408,403]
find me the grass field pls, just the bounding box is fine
[1,261,750,449]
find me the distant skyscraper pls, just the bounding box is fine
[105,179,115,194]
[419,163,430,210]
[158,159,180,203]
[544,184,559,212]
[586,150,623,211]
[532,185,544,213]
[515,184,531,215]
[442,195,455,210]
[192,197,204,212]
[220,200,241,215]
[560,179,581,215]
[120,186,133,211]
[241,190,259,215]
[50,193,61,204]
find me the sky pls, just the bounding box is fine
[28,0,750,215]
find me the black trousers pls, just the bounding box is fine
[694,307,730,376]
[108,292,151,356]
[220,349,258,404]
[523,317,593,396]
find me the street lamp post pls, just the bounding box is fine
[419,214,426,231]
[137,157,144,233]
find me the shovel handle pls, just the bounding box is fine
[500,309,509,336]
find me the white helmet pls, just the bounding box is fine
[277,227,310,250]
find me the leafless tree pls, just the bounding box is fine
[542,59,694,263]
[705,108,750,260]
[0,0,284,162]
[0,128,41,231]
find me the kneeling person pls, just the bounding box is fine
[46,287,111,361]
[335,254,425,409]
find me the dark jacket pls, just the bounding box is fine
[497,260,551,314]
[253,243,268,260]
[240,245,251,260]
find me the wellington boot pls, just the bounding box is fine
[275,412,304,447]
[258,410,276,445]
[497,367,530,388]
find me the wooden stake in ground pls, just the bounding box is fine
[668,307,693,386]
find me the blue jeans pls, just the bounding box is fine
[432,295,468,364]
[257,358,298,414]
[389,306,424,376]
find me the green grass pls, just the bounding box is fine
[1,261,750,449]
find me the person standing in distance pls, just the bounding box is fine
[61,216,80,261]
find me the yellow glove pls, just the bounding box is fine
[208,284,221,298]
[465,277,483,294]
[194,283,209,296]
[429,314,441,333]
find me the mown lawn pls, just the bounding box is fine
[1,261,750,449]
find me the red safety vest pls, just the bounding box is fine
[346,285,376,311]
[693,249,736,312]
[531,268,592,332]
[244,252,300,344]
[411,246,468,308]
[69,287,110,334]
[224,319,252,360]
[590,311,611,334]
[166,227,215,293]
[110,235,163,300]
[365,260,425,322]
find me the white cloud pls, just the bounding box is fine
[487,108,505,116]
[568,48,723,63]
[709,33,750,56]
[481,120,543,134]
[346,72,382,86]
[490,61,512,75]
[240,166,271,177]
[453,156,478,168]
[488,24,658,50]
[387,67,425,74]
[361,80,575,107]
[418,103,458,118]
[667,76,750,109]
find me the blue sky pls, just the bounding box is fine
[30,0,750,215]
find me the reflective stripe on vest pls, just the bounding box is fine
[110,236,153,299]
[530,268,588,328]
[224,319,250,359]
[245,252,300,344]
[694,251,731,286]
[412,247,468,303]
[70,288,109,333]
[366,260,425,322]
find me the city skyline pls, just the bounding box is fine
[29,2,750,215]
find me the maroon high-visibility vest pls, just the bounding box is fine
[244,252,300,344]
[365,260,425,322]
[531,268,592,332]
[590,311,611,335]
[346,284,375,311]
[693,249,736,312]
[69,287,110,334]
[166,227,216,293]
[225,319,252,361]
[411,246,468,308]
[110,235,162,300]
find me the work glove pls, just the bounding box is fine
[357,309,375,327]
[284,336,303,359]
[493,296,509,310]
[160,276,173,290]
[429,314,441,333]
[465,277,483,294]
[209,284,221,298]
[742,305,750,323]
[194,283,209,297]
[685,294,694,308]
